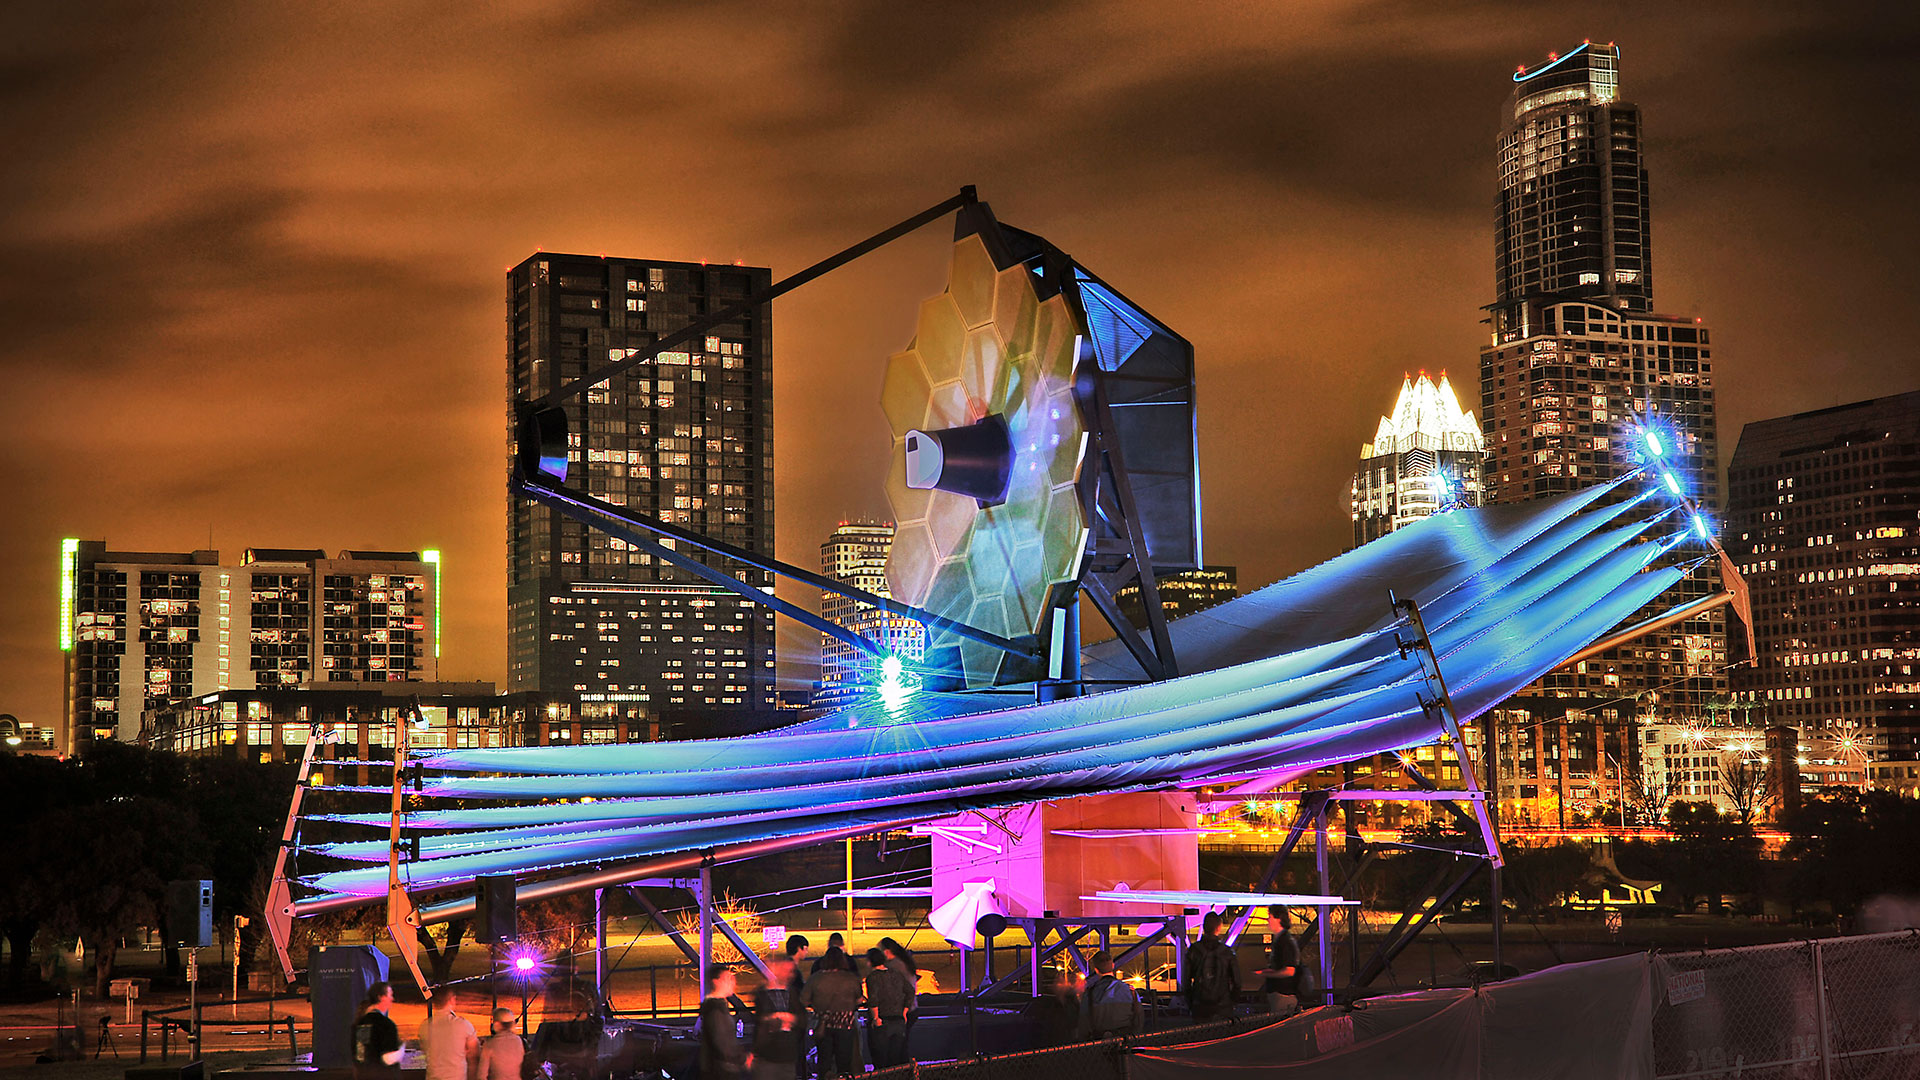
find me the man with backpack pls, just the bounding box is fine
[1084,951,1144,1038]
[1181,912,1240,1024]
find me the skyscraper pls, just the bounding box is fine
[1350,372,1485,547]
[1478,41,1727,733]
[1494,41,1648,327]
[60,541,440,755]
[1115,566,1239,628]
[505,254,777,726]
[815,521,924,709]
[1726,391,1920,767]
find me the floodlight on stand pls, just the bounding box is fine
[507,945,541,976]
[904,415,1014,505]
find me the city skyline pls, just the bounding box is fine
[5,6,1919,726]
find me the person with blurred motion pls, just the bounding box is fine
[1032,968,1086,1047]
[783,936,812,1078]
[699,967,749,1079]
[878,937,920,1053]
[476,1008,524,1080]
[864,948,911,1069]
[754,954,800,1080]
[1257,906,1301,1017]
[800,948,863,1079]
[351,982,403,1080]
[419,987,480,1080]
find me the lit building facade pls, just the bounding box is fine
[1115,566,1239,630]
[1351,372,1485,547]
[1485,696,1639,829]
[1726,391,1920,763]
[60,541,440,755]
[815,522,925,709]
[506,253,777,730]
[1478,41,1727,728]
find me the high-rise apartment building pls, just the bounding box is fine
[815,522,924,709]
[1494,42,1649,324]
[59,541,440,754]
[1115,566,1239,629]
[1478,41,1727,728]
[505,254,777,726]
[1351,372,1485,547]
[1726,391,1920,762]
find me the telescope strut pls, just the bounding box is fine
[540,186,980,408]
[518,477,1040,662]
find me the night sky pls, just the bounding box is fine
[5,2,1918,726]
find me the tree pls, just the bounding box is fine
[25,797,207,995]
[1499,842,1594,916]
[1719,753,1773,826]
[416,920,470,985]
[1657,802,1762,915]
[0,753,65,988]
[1780,791,1920,918]
[1626,758,1674,827]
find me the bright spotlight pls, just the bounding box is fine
[876,654,917,714]
[507,947,541,975]
[1644,430,1665,457]
[1662,472,1682,495]
[1693,514,1711,540]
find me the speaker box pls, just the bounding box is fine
[474,874,518,944]
[165,880,213,948]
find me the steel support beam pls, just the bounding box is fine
[1350,857,1485,991]
[1224,793,1325,946]
[541,188,978,407]
[518,478,1036,662]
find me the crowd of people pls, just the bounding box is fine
[350,984,525,1080]
[700,933,922,1079]
[344,910,1313,1080]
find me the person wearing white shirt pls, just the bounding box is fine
[418,988,480,1080]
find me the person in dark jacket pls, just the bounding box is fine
[699,968,748,1080]
[808,934,845,976]
[784,937,811,1078]
[864,948,912,1069]
[878,937,920,1050]
[1085,951,1144,1038]
[1182,912,1240,1024]
[1257,906,1301,1017]
[352,982,403,1080]
[800,949,863,1080]
[753,955,800,1080]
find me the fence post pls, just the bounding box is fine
[1810,940,1833,1080]
[139,1010,148,1063]
[286,1013,297,1058]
